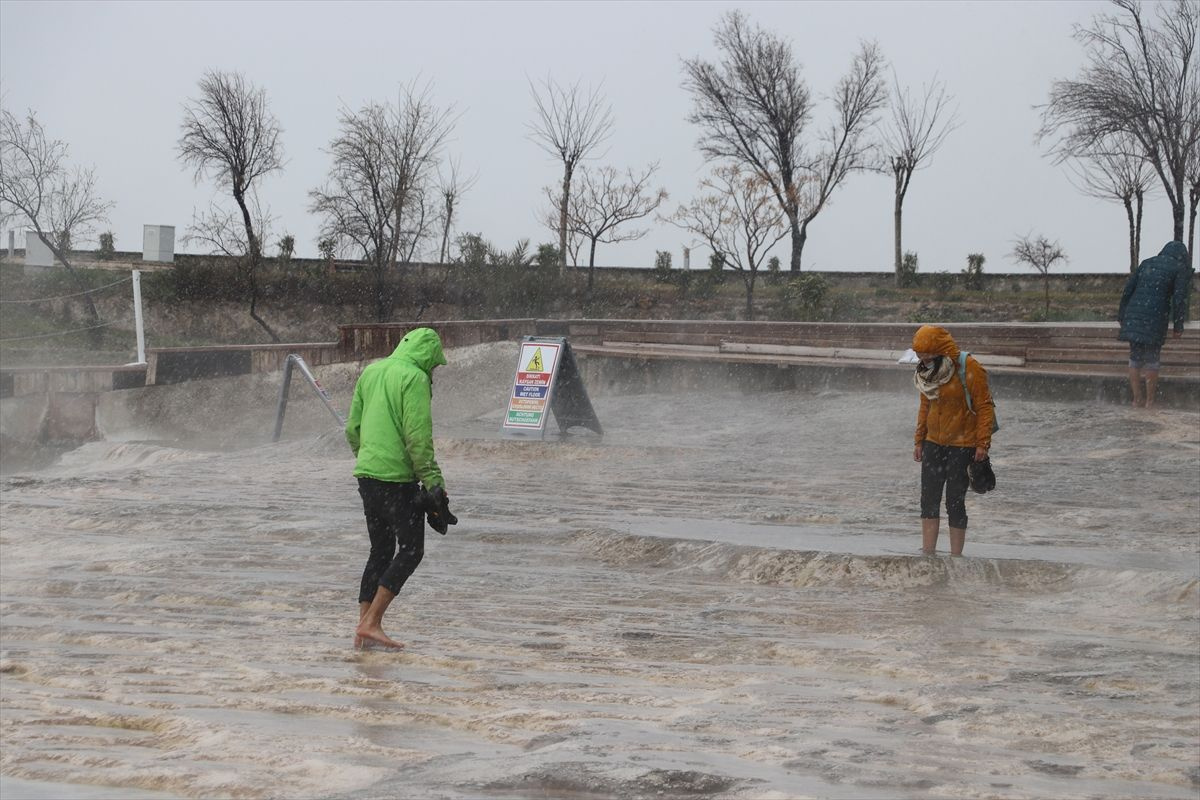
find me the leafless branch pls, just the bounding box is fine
[1011,232,1069,315]
[309,82,455,320]
[560,162,668,289]
[683,12,885,271]
[437,156,478,264]
[178,70,284,340]
[528,75,614,271]
[1040,0,1200,249]
[671,163,788,319]
[1065,134,1155,269]
[877,71,959,282]
[0,107,113,334]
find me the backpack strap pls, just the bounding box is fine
[958,351,975,414]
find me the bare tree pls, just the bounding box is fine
[310,85,454,321]
[528,75,614,273]
[539,202,582,266]
[671,164,788,319]
[184,197,275,262]
[683,11,886,272]
[1188,143,1200,259]
[436,156,477,264]
[1065,134,1156,271]
[1011,234,1068,317]
[0,109,114,340]
[879,73,959,286]
[548,163,667,290]
[1040,0,1200,259]
[178,70,284,341]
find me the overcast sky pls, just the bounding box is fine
[0,0,1178,273]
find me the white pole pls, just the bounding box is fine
[132,269,146,364]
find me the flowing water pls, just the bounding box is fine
[1,342,1198,799]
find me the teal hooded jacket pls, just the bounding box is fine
[345,327,447,487]
[1119,241,1192,346]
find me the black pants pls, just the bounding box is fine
[357,477,425,603]
[920,441,973,529]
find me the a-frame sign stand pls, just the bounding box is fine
[501,336,603,439]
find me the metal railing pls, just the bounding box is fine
[272,354,345,442]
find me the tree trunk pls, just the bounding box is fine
[744,274,755,320]
[373,258,388,323]
[893,195,904,288]
[787,210,802,273]
[1188,188,1198,269]
[439,217,451,264]
[558,165,572,275]
[233,188,279,343]
[1123,196,1137,273]
[1134,189,1144,271]
[1171,195,1185,243]
[587,237,597,292]
[390,190,407,273]
[792,222,810,277]
[41,235,103,347]
[248,276,280,342]
[1043,272,1050,318]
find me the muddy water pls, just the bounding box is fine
[1,342,1198,799]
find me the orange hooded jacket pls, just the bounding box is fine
[912,325,995,450]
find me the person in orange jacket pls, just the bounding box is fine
[910,325,995,556]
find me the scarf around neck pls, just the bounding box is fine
[914,355,955,400]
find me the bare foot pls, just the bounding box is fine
[354,637,392,651]
[355,623,404,650]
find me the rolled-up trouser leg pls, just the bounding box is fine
[921,441,973,529]
[942,446,973,529]
[358,478,425,602]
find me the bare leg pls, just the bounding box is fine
[948,526,966,556]
[921,518,939,555]
[1128,367,1144,407]
[355,587,404,649]
[1144,371,1159,408]
[354,601,369,649]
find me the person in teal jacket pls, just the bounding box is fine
[1118,241,1192,408]
[346,327,447,649]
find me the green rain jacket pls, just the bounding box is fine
[345,327,447,488]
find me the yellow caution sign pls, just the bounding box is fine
[525,347,544,372]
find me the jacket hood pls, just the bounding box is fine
[912,325,960,359]
[1158,240,1190,263]
[390,327,447,374]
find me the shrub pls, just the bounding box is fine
[317,237,337,263]
[708,251,726,284]
[654,250,673,283]
[691,273,718,299]
[898,251,919,288]
[98,232,116,260]
[962,253,985,291]
[673,268,693,296]
[454,232,488,269]
[765,255,783,286]
[780,272,828,319]
[931,271,955,299]
[277,234,295,266]
[536,243,560,269]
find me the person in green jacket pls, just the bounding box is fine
[1118,241,1192,408]
[346,327,448,650]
